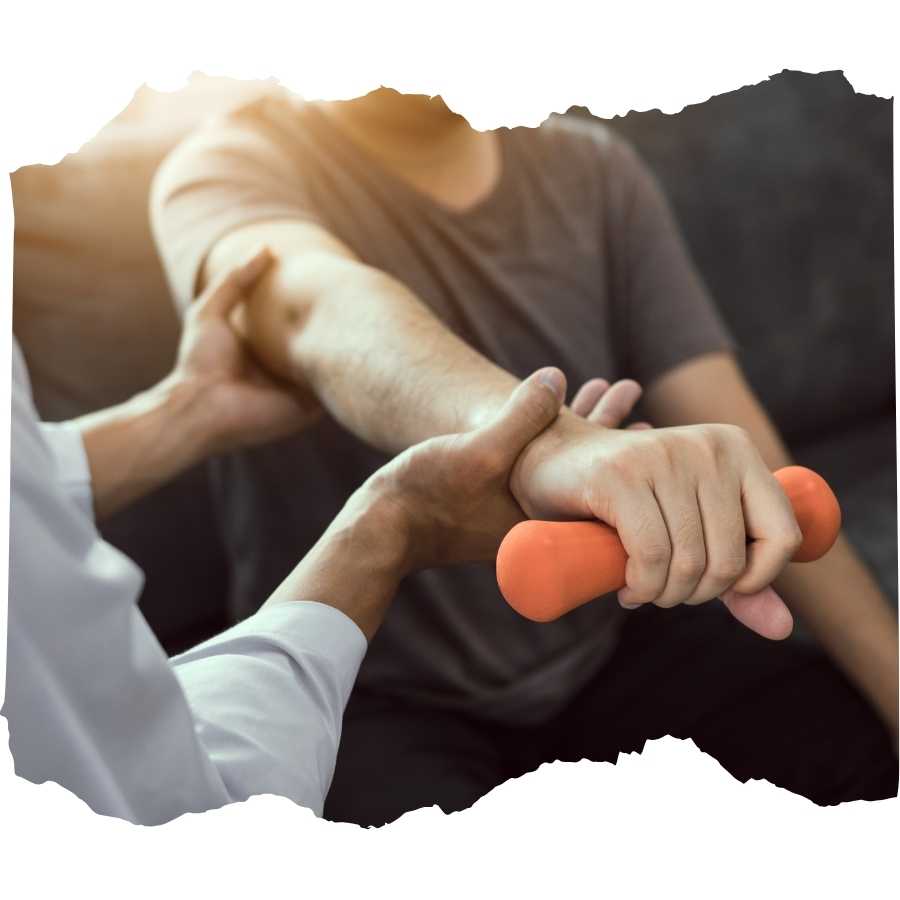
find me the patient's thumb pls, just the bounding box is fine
[721,585,794,641]
[474,368,566,459]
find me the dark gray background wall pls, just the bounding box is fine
[593,70,893,445]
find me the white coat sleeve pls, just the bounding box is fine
[6,342,366,825]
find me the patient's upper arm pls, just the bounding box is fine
[202,219,358,292]
[150,103,344,314]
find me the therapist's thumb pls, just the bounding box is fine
[196,246,275,320]
[468,368,566,464]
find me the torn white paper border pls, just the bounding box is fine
[0,1,897,896]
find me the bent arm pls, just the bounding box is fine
[202,220,519,452]
[644,352,899,737]
[171,602,366,816]
[9,349,366,823]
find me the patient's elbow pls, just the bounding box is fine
[240,252,378,381]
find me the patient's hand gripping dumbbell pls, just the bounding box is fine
[496,466,841,637]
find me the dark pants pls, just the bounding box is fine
[324,602,897,825]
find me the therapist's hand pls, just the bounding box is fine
[76,248,321,520]
[173,247,321,455]
[376,374,650,568]
[370,367,571,570]
[267,367,568,637]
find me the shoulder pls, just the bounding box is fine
[153,90,314,201]
[505,114,658,227]
[508,113,647,182]
[510,113,614,162]
[220,89,315,142]
[162,89,316,164]
[542,113,615,148]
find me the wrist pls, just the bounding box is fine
[508,408,595,518]
[339,478,415,577]
[152,373,226,466]
[265,480,412,640]
[75,373,219,520]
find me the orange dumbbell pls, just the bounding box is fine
[496,466,841,623]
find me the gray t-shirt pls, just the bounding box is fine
[152,92,733,724]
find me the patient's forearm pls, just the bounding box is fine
[646,354,898,737]
[75,376,210,520]
[300,267,513,449]
[206,226,518,454]
[776,540,898,738]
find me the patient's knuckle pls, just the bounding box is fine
[637,541,670,569]
[686,431,715,464]
[719,423,750,446]
[672,554,704,582]
[776,523,804,555]
[605,453,636,484]
[701,424,745,461]
[710,555,745,583]
[645,435,674,470]
[626,583,658,605]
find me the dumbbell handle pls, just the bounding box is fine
[496,466,841,623]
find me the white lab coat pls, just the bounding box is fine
[4,341,367,825]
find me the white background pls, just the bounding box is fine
[1,1,897,896]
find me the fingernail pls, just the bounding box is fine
[621,602,641,610]
[538,368,565,401]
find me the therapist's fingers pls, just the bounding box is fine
[195,247,275,321]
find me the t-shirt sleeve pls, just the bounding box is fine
[150,100,321,313]
[601,132,735,387]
